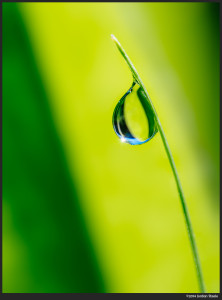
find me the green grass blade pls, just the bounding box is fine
[111,34,206,293]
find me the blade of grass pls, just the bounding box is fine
[111,34,206,293]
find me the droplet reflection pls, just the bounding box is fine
[112,82,158,145]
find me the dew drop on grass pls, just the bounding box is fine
[112,81,158,145]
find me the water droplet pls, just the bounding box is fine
[112,82,158,145]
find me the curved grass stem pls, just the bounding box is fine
[111,34,206,293]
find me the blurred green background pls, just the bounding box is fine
[3,2,219,293]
